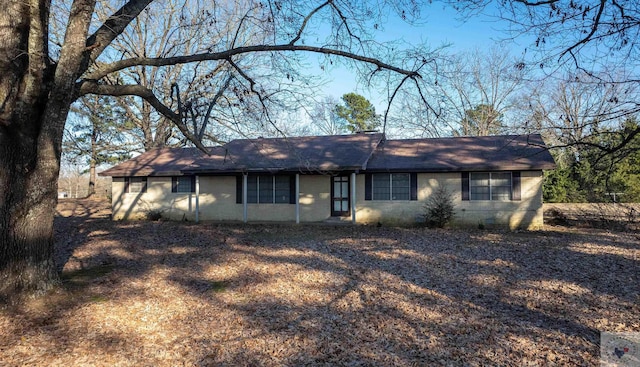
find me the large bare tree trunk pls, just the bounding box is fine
[0,118,64,299]
[0,0,94,300]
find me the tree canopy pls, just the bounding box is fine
[457,104,503,136]
[453,0,640,150]
[335,93,381,133]
[544,118,640,203]
[64,96,131,195]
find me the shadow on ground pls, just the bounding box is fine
[1,199,638,366]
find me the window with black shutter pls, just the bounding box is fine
[126,177,147,193]
[367,173,416,201]
[243,175,292,204]
[462,172,519,201]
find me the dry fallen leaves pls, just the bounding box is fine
[0,199,638,366]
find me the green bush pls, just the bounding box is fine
[423,187,456,228]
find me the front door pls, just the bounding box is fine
[331,175,350,217]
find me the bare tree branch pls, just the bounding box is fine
[78,81,209,152]
[289,1,331,45]
[84,44,421,81]
[558,0,607,61]
[226,59,287,138]
[82,0,154,73]
[513,0,559,5]
[383,61,438,134]
[199,74,234,140]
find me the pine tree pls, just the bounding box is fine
[335,93,381,133]
[65,96,131,196]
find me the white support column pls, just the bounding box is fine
[242,173,248,223]
[351,172,357,224]
[295,173,300,224]
[195,175,200,223]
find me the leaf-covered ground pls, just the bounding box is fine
[1,199,638,366]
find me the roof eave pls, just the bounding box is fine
[363,164,556,173]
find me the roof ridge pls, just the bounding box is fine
[226,132,384,143]
[382,133,539,143]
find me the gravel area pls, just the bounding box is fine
[1,199,638,366]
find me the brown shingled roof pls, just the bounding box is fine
[366,134,556,172]
[98,147,209,177]
[186,133,384,173]
[99,133,555,177]
[99,133,384,176]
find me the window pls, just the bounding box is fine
[274,176,291,203]
[469,172,512,201]
[126,177,147,193]
[172,176,195,193]
[246,175,292,204]
[372,174,390,200]
[371,173,412,200]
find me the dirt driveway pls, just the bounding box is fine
[0,199,638,366]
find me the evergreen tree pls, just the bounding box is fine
[458,104,503,136]
[65,96,131,196]
[335,93,381,133]
[543,118,640,203]
[543,166,583,203]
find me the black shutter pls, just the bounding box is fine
[461,172,470,201]
[171,177,178,193]
[190,176,196,193]
[410,173,418,201]
[124,177,130,193]
[365,174,372,200]
[512,171,521,201]
[141,177,147,193]
[289,175,296,204]
[236,175,243,204]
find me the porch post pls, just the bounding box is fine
[351,172,357,224]
[295,173,300,224]
[242,173,248,223]
[195,175,200,223]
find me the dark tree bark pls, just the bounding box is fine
[0,0,84,298]
[0,0,159,300]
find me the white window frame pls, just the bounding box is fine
[247,175,290,204]
[469,172,512,201]
[372,173,411,201]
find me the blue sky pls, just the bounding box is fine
[382,4,509,51]
[311,3,532,110]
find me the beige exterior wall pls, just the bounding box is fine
[111,175,328,222]
[198,176,242,221]
[455,171,544,229]
[354,173,427,225]
[112,176,205,221]
[354,171,544,229]
[112,171,544,229]
[299,175,331,221]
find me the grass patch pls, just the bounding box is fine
[88,295,109,303]
[61,264,115,288]
[210,281,227,293]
